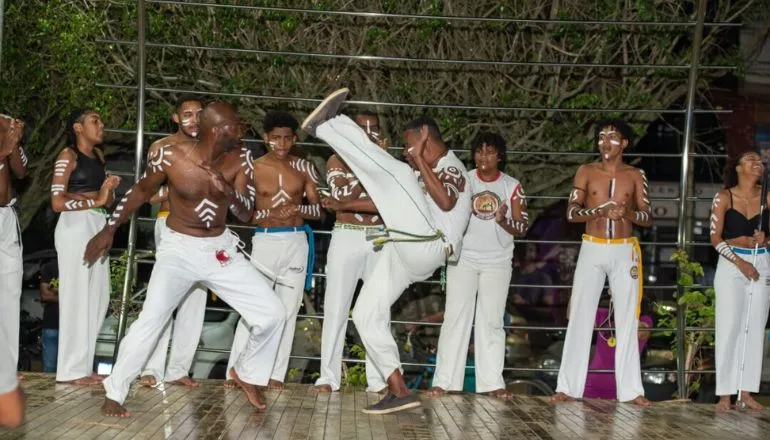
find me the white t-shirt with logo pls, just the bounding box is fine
[415,151,472,258]
[460,169,521,264]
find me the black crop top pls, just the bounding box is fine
[67,147,106,193]
[722,189,770,240]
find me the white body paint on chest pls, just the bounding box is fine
[195,198,219,229]
[271,174,291,207]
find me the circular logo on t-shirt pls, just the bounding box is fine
[472,191,501,220]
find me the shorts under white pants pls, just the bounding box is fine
[55,209,110,382]
[316,115,446,380]
[104,226,285,404]
[140,216,207,382]
[714,249,770,395]
[555,236,644,402]
[226,229,308,382]
[432,256,512,393]
[0,205,22,392]
[315,224,387,392]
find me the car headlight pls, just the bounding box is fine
[642,372,665,385]
[539,357,560,377]
[642,371,677,385]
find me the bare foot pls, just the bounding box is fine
[739,392,764,411]
[629,396,652,407]
[139,375,157,388]
[168,377,200,388]
[224,380,239,389]
[313,384,333,393]
[102,397,131,418]
[268,379,284,391]
[17,373,25,381]
[57,376,101,386]
[715,396,732,412]
[549,392,576,404]
[487,389,513,399]
[90,372,105,382]
[229,368,267,410]
[426,387,446,397]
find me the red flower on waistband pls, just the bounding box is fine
[215,250,230,263]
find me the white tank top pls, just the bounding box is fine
[460,169,521,264]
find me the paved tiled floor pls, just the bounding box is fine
[2,374,769,439]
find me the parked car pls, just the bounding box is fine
[94,293,240,379]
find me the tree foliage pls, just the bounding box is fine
[2,0,769,229]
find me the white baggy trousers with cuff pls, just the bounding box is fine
[55,210,110,382]
[104,225,285,405]
[140,216,208,382]
[315,225,387,392]
[0,205,22,379]
[316,115,447,381]
[554,237,645,402]
[226,230,308,383]
[714,251,770,396]
[432,256,512,393]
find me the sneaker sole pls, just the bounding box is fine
[301,87,349,133]
[360,400,422,415]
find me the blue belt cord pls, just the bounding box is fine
[732,246,770,255]
[253,225,315,291]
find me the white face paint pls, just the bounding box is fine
[181,116,199,137]
[599,130,621,159]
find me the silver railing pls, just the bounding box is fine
[101,0,735,398]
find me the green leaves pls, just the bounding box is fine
[662,249,716,398]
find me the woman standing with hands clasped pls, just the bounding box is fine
[709,150,770,411]
[51,109,120,385]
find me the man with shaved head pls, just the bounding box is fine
[85,101,285,417]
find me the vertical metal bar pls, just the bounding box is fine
[113,0,147,361]
[0,0,5,74]
[675,0,706,398]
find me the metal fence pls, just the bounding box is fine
[101,0,737,398]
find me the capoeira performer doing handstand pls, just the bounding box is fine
[314,110,388,394]
[429,132,528,399]
[0,115,27,391]
[84,102,285,417]
[139,96,208,388]
[710,150,770,411]
[550,119,652,406]
[302,89,472,414]
[226,112,321,391]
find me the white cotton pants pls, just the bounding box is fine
[0,206,22,382]
[714,250,770,395]
[432,256,512,393]
[555,235,644,402]
[226,229,308,382]
[315,224,387,392]
[316,116,446,381]
[55,210,110,382]
[104,225,285,404]
[140,216,207,382]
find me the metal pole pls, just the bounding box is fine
[113,0,147,361]
[0,0,5,74]
[675,0,706,399]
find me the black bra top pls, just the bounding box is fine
[722,189,770,239]
[67,147,106,193]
